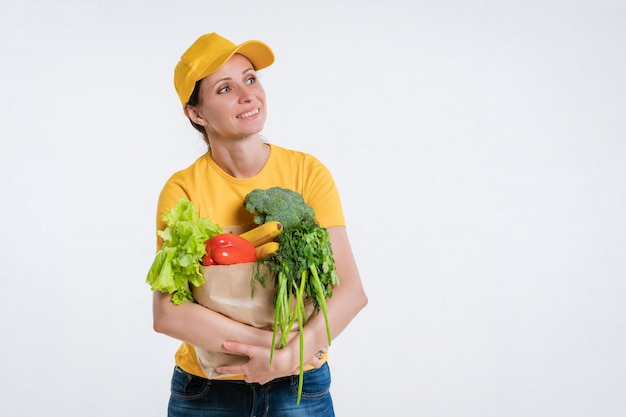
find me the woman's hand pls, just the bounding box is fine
[215,226,367,384]
[216,341,322,384]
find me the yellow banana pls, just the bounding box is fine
[255,241,280,259]
[239,221,283,247]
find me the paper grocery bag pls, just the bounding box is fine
[192,262,315,379]
[194,263,276,330]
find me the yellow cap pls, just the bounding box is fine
[174,33,275,105]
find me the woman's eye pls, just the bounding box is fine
[246,76,256,85]
[217,86,231,94]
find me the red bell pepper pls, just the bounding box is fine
[202,233,256,266]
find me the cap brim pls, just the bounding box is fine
[196,40,274,82]
[235,40,275,72]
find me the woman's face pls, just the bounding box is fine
[189,54,267,141]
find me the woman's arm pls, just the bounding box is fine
[152,290,274,353]
[299,225,368,351]
[217,225,368,382]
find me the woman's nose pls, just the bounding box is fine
[238,87,255,103]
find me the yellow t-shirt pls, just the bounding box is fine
[155,143,345,378]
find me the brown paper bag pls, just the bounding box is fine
[192,261,315,379]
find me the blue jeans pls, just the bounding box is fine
[168,362,335,417]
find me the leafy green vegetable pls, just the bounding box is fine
[244,187,317,230]
[245,187,339,404]
[146,198,223,305]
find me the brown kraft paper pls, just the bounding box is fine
[191,261,316,379]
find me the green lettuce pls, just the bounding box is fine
[146,198,223,305]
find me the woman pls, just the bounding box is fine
[152,32,368,417]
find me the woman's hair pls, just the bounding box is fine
[186,80,210,146]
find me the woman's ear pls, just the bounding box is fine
[184,105,206,126]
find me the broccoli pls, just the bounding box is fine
[243,186,317,230]
[243,186,338,404]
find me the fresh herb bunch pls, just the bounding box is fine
[244,187,339,403]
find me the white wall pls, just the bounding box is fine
[1,1,625,416]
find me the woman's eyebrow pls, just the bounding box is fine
[213,68,254,86]
[212,76,232,86]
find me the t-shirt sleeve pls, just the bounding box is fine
[303,156,345,229]
[154,172,191,251]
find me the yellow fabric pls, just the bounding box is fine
[174,32,274,105]
[155,143,344,378]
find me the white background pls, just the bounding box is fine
[1,0,625,416]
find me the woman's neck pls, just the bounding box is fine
[208,136,270,178]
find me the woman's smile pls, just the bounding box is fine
[237,108,260,119]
